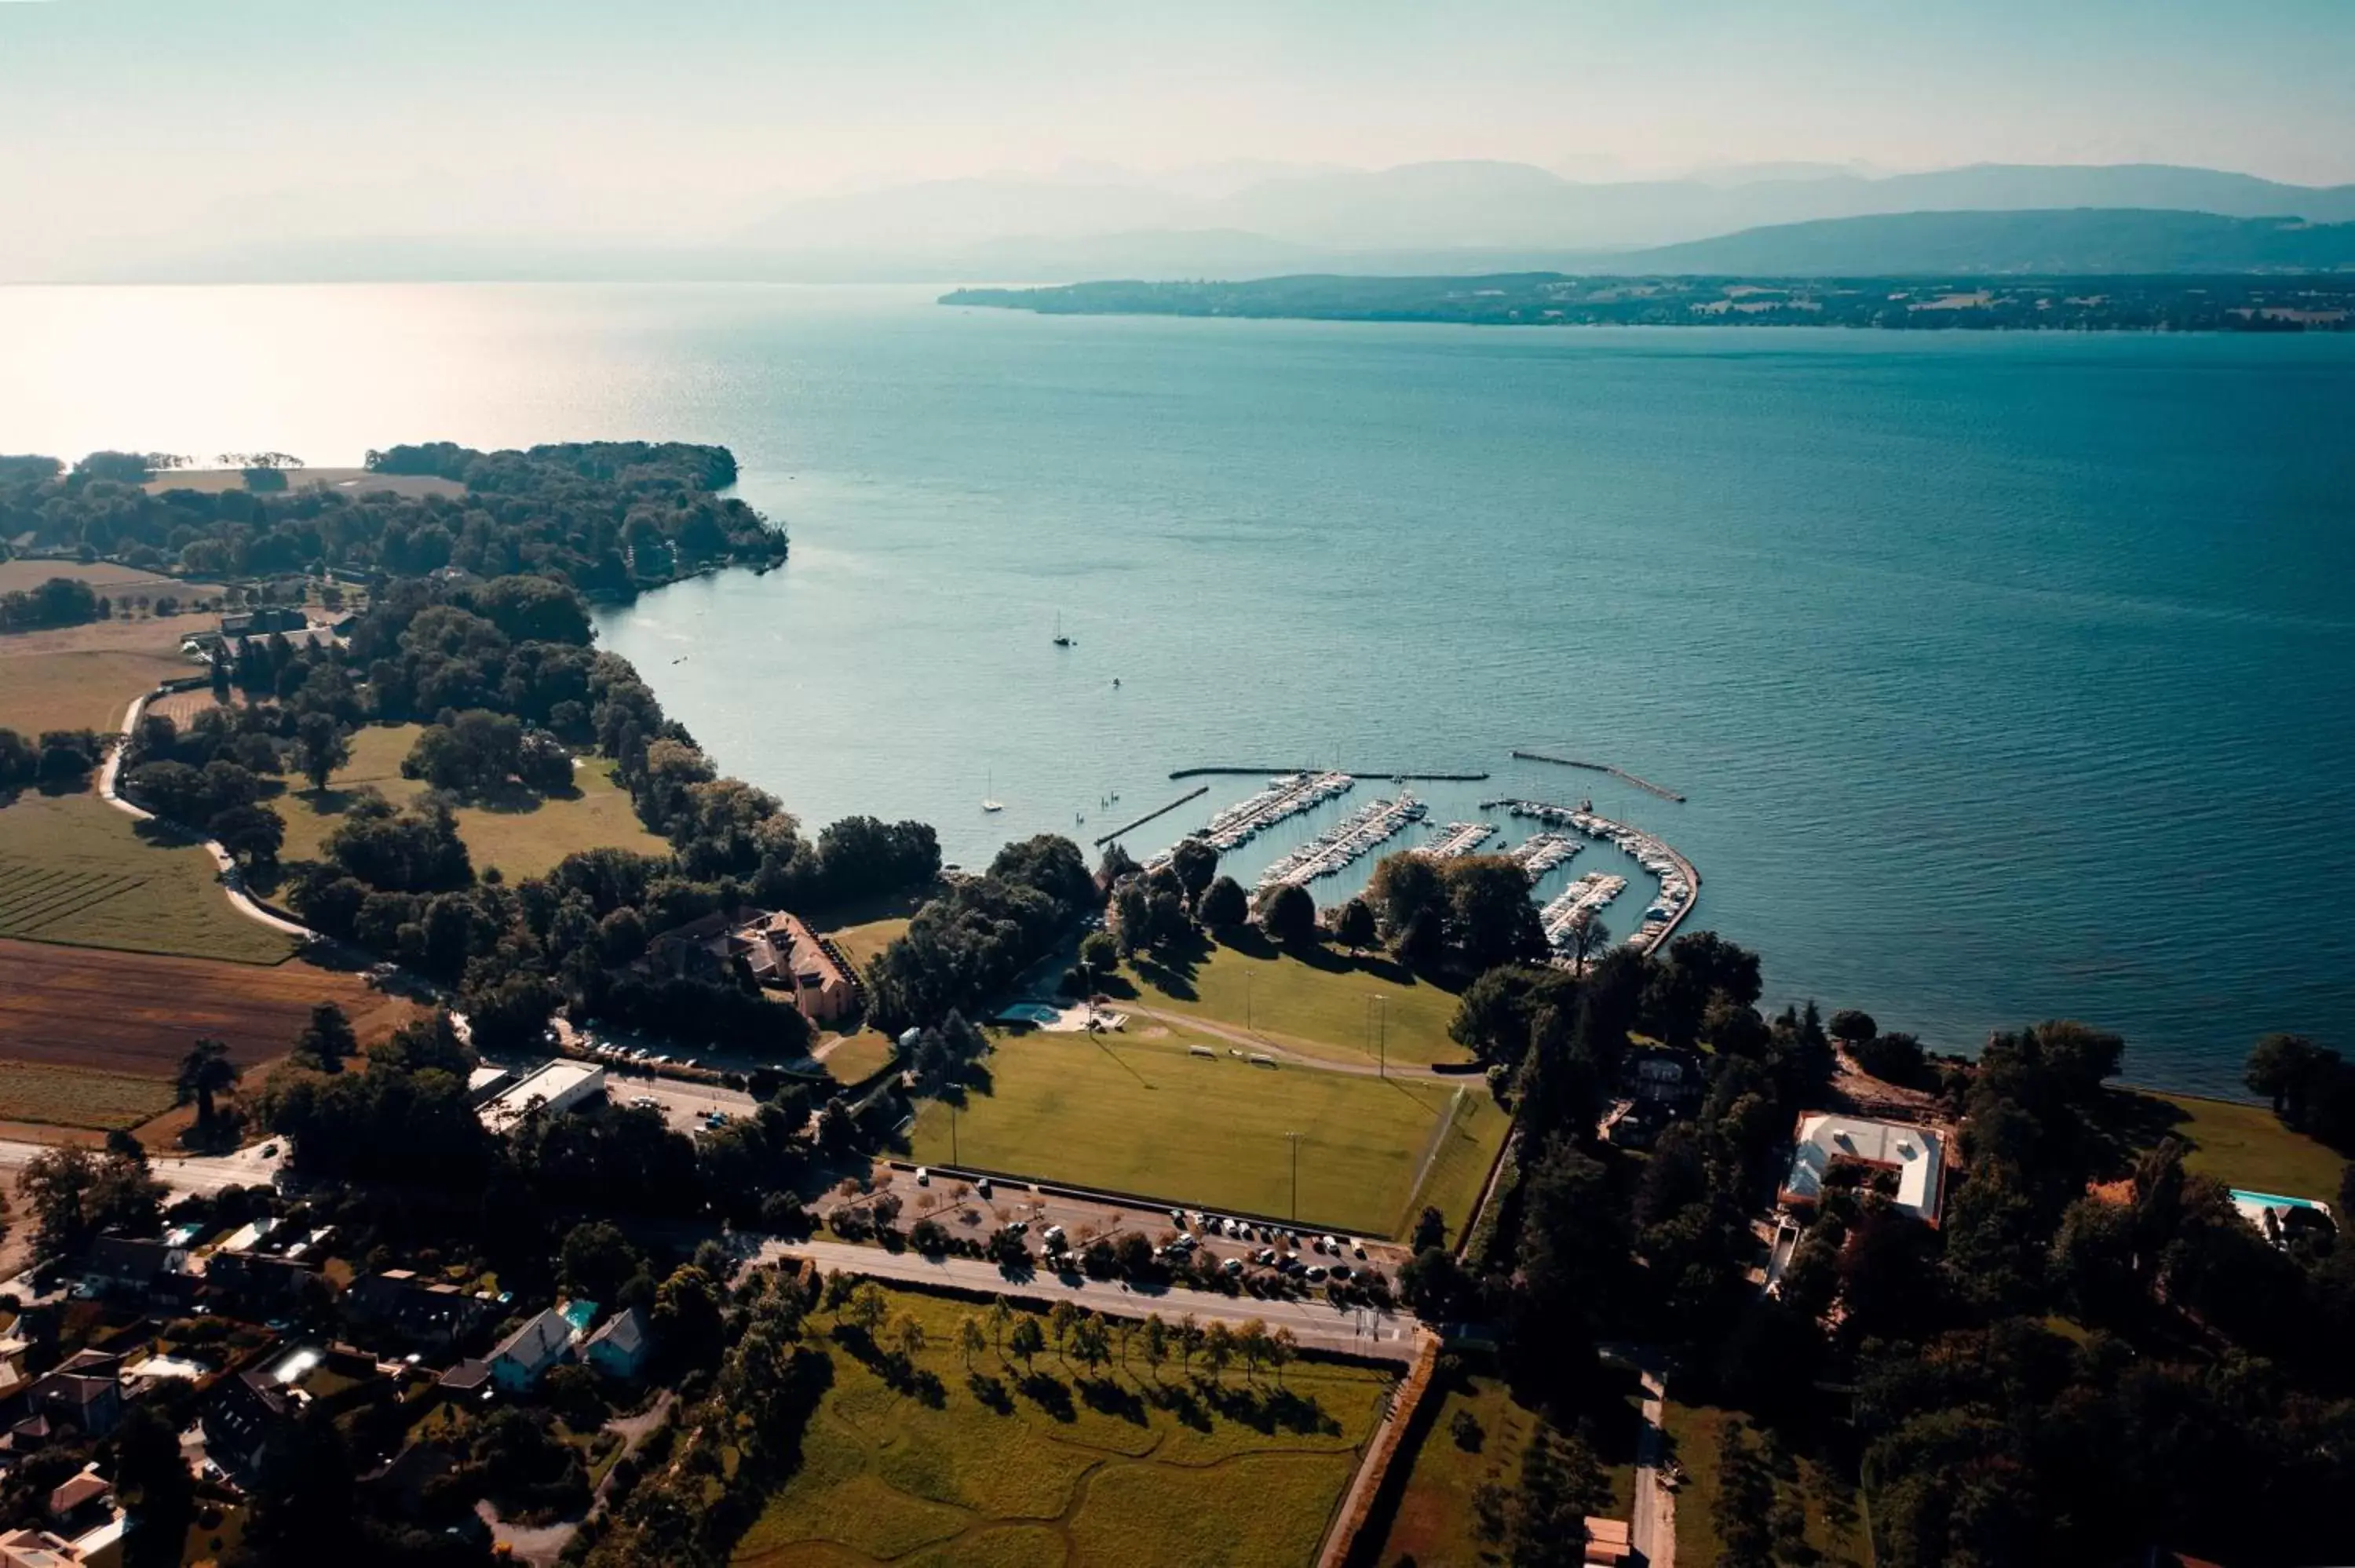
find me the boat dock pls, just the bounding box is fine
[1540,873,1628,948]
[1510,749,1686,803]
[1197,771,1354,854]
[1259,793,1428,889]
[1093,785,1210,848]
[1485,799,1701,955]
[1412,821,1496,860]
[1506,831,1580,877]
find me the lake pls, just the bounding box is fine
[4,283,2350,1093]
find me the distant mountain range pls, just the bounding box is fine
[35,161,2355,285]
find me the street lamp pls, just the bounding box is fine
[1285,1130,1302,1221]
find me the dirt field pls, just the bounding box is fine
[0,603,217,734]
[145,467,465,500]
[0,936,419,1078]
[0,560,193,593]
[144,687,221,726]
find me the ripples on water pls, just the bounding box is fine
[4,283,2350,1093]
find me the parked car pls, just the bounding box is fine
[915,1168,930,1186]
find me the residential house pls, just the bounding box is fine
[217,607,308,639]
[1780,1111,1948,1227]
[641,906,858,1023]
[78,1238,187,1305]
[202,1250,320,1316]
[344,1270,494,1351]
[487,1307,574,1393]
[582,1307,650,1380]
[40,1470,122,1567]
[26,1354,125,1441]
[202,1371,301,1481]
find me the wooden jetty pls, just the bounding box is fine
[1093,785,1209,848]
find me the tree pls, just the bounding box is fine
[1142,1313,1170,1377]
[112,1402,196,1568]
[1443,856,1545,971]
[1079,930,1120,975]
[1197,874,1248,930]
[891,1313,926,1362]
[1009,1315,1045,1370]
[1367,851,1445,940]
[1071,1312,1112,1375]
[1168,837,1218,906]
[1829,1008,1879,1045]
[847,1282,889,1334]
[1050,1298,1079,1360]
[1267,1326,1297,1385]
[291,1001,356,1072]
[175,1037,240,1132]
[1258,882,1317,947]
[2245,1033,2339,1127]
[1202,1321,1236,1381]
[294,711,350,793]
[1558,911,1610,972]
[988,1294,1013,1353]
[1334,896,1378,953]
[209,802,285,870]
[958,1314,987,1367]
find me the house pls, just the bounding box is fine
[25,1354,125,1441]
[641,906,858,1023]
[1600,1097,1672,1150]
[435,1359,493,1401]
[202,1370,301,1480]
[1780,1112,1947,1227]
[78,1237,187,1304]
[203,1250,319,1315]
[582,1307,650,1380]
[1621,1045,1704,1108]
[217,606,308,639]
[1583,1517,1634,1566]
[477,1060,606,1133]
[2229,1189,2338,1250]
[345,1269,494,1350]
[487,1307,575,1392]
[42,1469,122,1566]
[0,1522,120,1568]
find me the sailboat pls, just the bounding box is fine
[1052,612,1073,648]
[981,768,1004,813]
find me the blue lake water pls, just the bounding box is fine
[4,283,2350,1093]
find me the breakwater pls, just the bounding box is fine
[1488,799,1700,955]
[1510,749,1685,802]
[1170,766,1490,782]
[1093,785,1209,848]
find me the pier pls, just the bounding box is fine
[1093,785,1209,848]
[1510,749,1686,803]
[1506,831,1580,877]
[1170,766,1490,782]
[1485,799,1701,956]
[1412,822,1496,860]
[1541,872,1627,949]
[1259,794,1427,889]
[1197,771,1354,854]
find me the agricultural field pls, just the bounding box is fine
[0,559,194,593]
[906,1026,1509,1239]
[1367,1367,1639,1566]
[730,1284,1388,1568]
[274,721,669,879]
[0,935,415,1081]
[144,466,466,499]
[2135,1092,2347,1203]
[0,1059,177,1132]
[1112,939,1473,1071]
[0,647,195,734]
[1661,1400,1868,1568]
[0,792,296,963]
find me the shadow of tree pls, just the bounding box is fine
[1143,1380,1214,1432]
[1077,1375,1148,1426]
[1017,1370,1076,1422]
[967,1369,1015,1414]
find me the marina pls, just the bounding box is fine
[1510,748,1687,803]
[1412,821,1497,860]
[1486,798,1702,955]
[1197,771,1355,854]
[1541,872,1629,950]
[1093,784,1210,848]
[1258,793,1429,889]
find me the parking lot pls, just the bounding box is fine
[831,1164,1410,1295]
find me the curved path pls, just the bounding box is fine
[100,687,318,943]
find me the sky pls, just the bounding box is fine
[4,0,2353,274]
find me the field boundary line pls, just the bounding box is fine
[1394,1086,1467,1237]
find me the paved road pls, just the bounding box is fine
[0,1137,279,1200]
[762,1238,1422,1364]
[1632,1367,1678,1567]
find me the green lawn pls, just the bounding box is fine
[1661,1400,1868,1568]
[731,1285,1388,1568]
[274,722,670,879]
[822,1030,898,1085]
[0,1059,178,1131]
[1371,1369,1639,1567]
[0,791,296,964]
[908,1027,1508,1239]
[1115,938,1473,1071]
[823,916,910,976]
[2143,1092,2346,1202]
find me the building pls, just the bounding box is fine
[1583,1517,1634,1566]
[203,1371,301,1480]
[582,1307,650,1380]
[2229,1189,2337,1250]
[217,606,308,639]
[642,906,857,1023]
[488,1307,575,1392]
[78,1237,188,1304]
[1779,1112,1947,1227]
[476,1060,606,1133]
[25,1354,126,1441]
[345,1269,495,1350]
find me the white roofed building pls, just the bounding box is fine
[1780,1112,1947,1227]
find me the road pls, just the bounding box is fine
[0,1137,283,1200]
[761,1238,1422,1364]
[1631,1366,1678,1567]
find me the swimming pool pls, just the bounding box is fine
[995,1002,1064,1026]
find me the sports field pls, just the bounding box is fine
[1115,939,1473,1071]
[730,1283,1387,1568]
[0,792,296,963]
[907,1027,1509,1238]
[274,722,669,878]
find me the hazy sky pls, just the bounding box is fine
[5,0,2353,268]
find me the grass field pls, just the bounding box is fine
[273,722,670,879]
[1371,1369,1639,1566]
[1661,1400,1868,1568]
[2139,1091,2346,1202]
[145,467,466,499]
[824,917,910,975]
[0,560,194,593]
[0,1059,178,1132]
[1115,938,1473,1071]
[0,935,416,1077]
[822,1031,899,1085]
[907,1027,1509,1239]
[0,647,192,733]
[730,1284,1387,1568]
[0,792,296,963]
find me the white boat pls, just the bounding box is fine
[982,768,1004,813]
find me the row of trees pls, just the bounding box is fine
[0,574,104,632]
[0,725,108,790]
